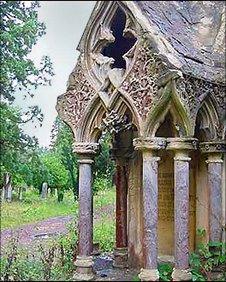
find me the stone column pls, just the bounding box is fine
[134,137,166,281]
[200,141,225,243]
[113,159,128,268]
[73,142,99,281]
[167,138,197,281]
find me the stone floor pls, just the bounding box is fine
[94,255,139,281]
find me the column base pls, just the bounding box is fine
[113,247,128,268]
[73,256,95,281]
[138,268,159,281]
[172,269,192,281]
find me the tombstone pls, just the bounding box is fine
[18,187,23,201]
[41,182,48,199]
[3,172,12,203]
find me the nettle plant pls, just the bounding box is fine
[189,228,226,281]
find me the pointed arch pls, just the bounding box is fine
[194,94,220,141]
[110,91,141,133]
[78,96,107,142]
[144,82,192,137]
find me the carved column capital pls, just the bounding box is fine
[73,142,100,159]
[133,137,166,151]
[167,137,198,152]
[200,141,226,154]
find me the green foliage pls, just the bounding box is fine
[0,188,116,281]
[94,216,115,252]
[0,1,54,102]
[0,1,54,192]
[0,103,46,189]
[94,133,115,181]
[1,187,115,230]
[1,189,78,229]
[41,152,68,190]
[158,263,173,281]
[189,229,226,281]
[50,116,78,199]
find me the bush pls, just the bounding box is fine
[189,229,226,281]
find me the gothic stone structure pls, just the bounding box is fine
[56,1,225,281]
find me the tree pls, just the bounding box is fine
[0,1,54,104]
[41,152,69,202]
[0,1,54,191]
[50,116,78,200]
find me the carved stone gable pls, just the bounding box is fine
[56,56,96,131]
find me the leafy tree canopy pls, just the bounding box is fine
[0,1,54,104]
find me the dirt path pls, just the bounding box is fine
[0,204,115,250]
[0,204,140,281]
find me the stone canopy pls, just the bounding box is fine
[56,1,225,281]
[56,1,225,145]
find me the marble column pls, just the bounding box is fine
[134,137,166,282]
[200,141,225,244]
[167,138,197,281]
[73,142,99,281]
[113,160,128,268]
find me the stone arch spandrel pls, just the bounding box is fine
[56,55,98,140]
[119,39,171,125]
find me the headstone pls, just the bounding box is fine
[41,182,48,199]
[4,172,12,202]
[18,187,23,201]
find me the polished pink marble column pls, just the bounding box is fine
[174,151,191,270]
[206,154,223,242]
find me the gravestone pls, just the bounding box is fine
[18,187,23,201]
[41,182,48,199]
[4,172,12,203]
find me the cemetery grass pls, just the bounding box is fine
[1,187,115,230]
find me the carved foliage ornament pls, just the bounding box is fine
[73,142,100,155]
[100,110,132,134]
[57,56,96,131]
[121,40,168,120]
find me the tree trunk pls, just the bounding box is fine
[57,187,64,202]
[69,167,78,201]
